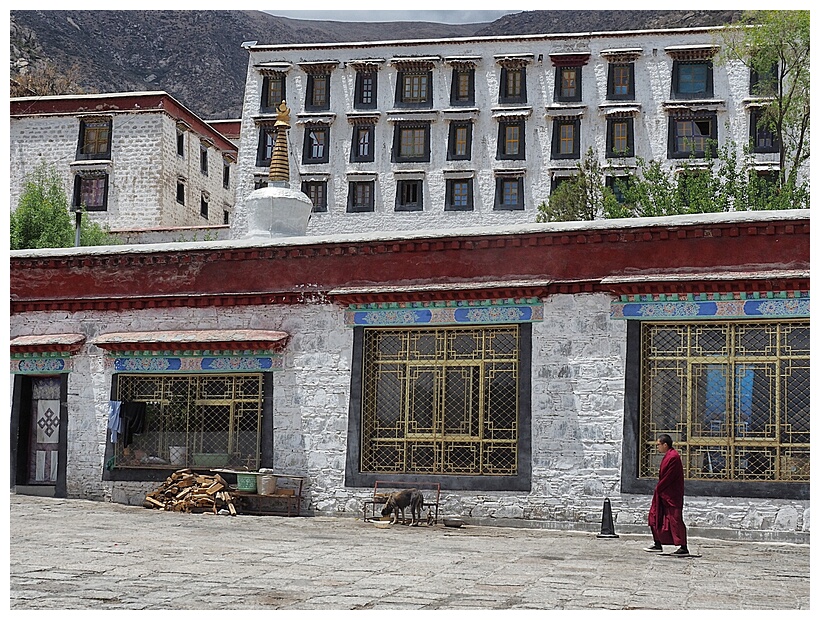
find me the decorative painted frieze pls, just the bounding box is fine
[345,298,544,327]
[105,350,284,373]
[10,353,72,375]
[611,291,809,320]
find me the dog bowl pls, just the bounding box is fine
[443,517,465,528]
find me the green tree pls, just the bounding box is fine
[719,11,810,192]
[11,163,117,250]
[536,148,620,222]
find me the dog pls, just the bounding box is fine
[381,488,425,526]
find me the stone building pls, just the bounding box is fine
[9,208,809,541]
[10,91,238,240]
[234,26,785,237]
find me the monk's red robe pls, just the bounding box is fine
[648,447,687,546]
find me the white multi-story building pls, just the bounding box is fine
[234,26,781,237]
[10,91,239,236]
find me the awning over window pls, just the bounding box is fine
[91,329,289,353]
[10,333,86,354]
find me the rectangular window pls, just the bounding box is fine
[669,114,717,158]
[200,193,209,219]
[494,177,524,210]
[177,131,185,157]
[223,162,231,189]
[556,66,581,102]
[200,145,208,176]
[306,74,330,110]
[496,120,525,160]
[176,181,185,205]
[635,321,809,484]
[223,210,230,225]
[751,110,779,153]
[302,126,330,164]
[606,118,635,158]
[395,179,423,212]
[605,175,631,204]
[112,374,264,470]
[256,127,276,167]
[350,125,375,163]
[499,67,526,104]
[392,123,430,163]
[396,71,432,107]
[355,71,377,109]
[750,63,778,97]
[607,63,634,100]
[347,180,375,213]
[357,325,522,476]
[672,61,713,99]
[551,119,580,159]
[261,74,286,112]
[450,68,475,105]
[445,178,474,211]
[72,174,108,211]
[301,180,328,213]
[77,118,112,159]
[447,122,472,160]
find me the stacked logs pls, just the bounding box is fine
[143,469,237,515]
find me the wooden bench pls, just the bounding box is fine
[362,481,441,525]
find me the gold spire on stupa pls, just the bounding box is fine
[269,100,291,183]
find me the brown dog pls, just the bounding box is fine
[381,488,425,525]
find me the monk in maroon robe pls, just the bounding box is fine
[645,434,689,555]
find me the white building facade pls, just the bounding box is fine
[234,26,782,237]
[10,91,238,236]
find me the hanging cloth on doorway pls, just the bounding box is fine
[120,401,147,447]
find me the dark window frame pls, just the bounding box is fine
[551,118,581,160]
[72,173,109,212]
[200,193,209,219]
[555,65,582,102]
[668,113,718,159]
[450,67,476,106]
[499,67,527,104]
[750,62,778,97]
[447,122,473,161]
[261,74,287,113]
[671,60,714,99]
[750,109,779,154]
[305,73,331,111]
[76,117,112,160]
[392,122,431,163]
[344,324,532,491]
[494,176,525,211]
[347,180,375,213]
[444,178,474,211]
[256,126,276,167]
[395,179,424,212]
[302,125,330,165]
[200,144,209,176]
[606,117,635,158]
[176,131,185,157]
[607,62,635,100]
[350,124,375,163]
[496,120,526,161]
[176,180,186,205]
[301,180,328,213]
[354,71,378,109]
[223,161,231,189]
[395,70,433,108]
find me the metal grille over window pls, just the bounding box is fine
[114,374,263,470]
[639,321,809,482]
[360,325,520,476]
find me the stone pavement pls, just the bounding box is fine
[9,494,810,610]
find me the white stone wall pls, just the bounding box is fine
[234,28,786,238]
[10,111,236,231]
[11,293,809,539]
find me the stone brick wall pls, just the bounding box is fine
[10,294,809,539]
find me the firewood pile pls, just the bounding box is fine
[143,469,237,515]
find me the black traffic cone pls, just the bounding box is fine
[597,497,619,538]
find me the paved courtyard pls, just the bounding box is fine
[9,494,810,610]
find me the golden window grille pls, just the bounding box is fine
[360,325,520,476]
[639,321,809,482]
[114,374,263,470]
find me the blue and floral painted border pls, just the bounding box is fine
[10,352,72,374]
[345,298,544,327]
[611,291,809,320]
[105,350,284,373]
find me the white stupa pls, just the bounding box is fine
[243,101,313,238]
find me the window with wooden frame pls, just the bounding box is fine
[494,176,524,210]
[551,118,580,159]
[72,172,109,211]
[351,124,375,163]
[607,63,635,100]
[306,73,330,110]
[395,179,423,212]
[445,178,474,211]
[450,67,475,105]
[668,114,717,159]
[355,70,378,109]
[302,125,330,164]
[301,180,328,213]
[261,73,286,112]
[392,122,430,163]
[77,117,112,160]
[496,120,525,160]
[347,180,375,213]
[499,66,526,104]
[396,70,432,107]
[555,66,582,102]
[447,122,472,160]
[256,126,276,167]
[606,117,635,158]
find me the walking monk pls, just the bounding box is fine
[645,433,690,555]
